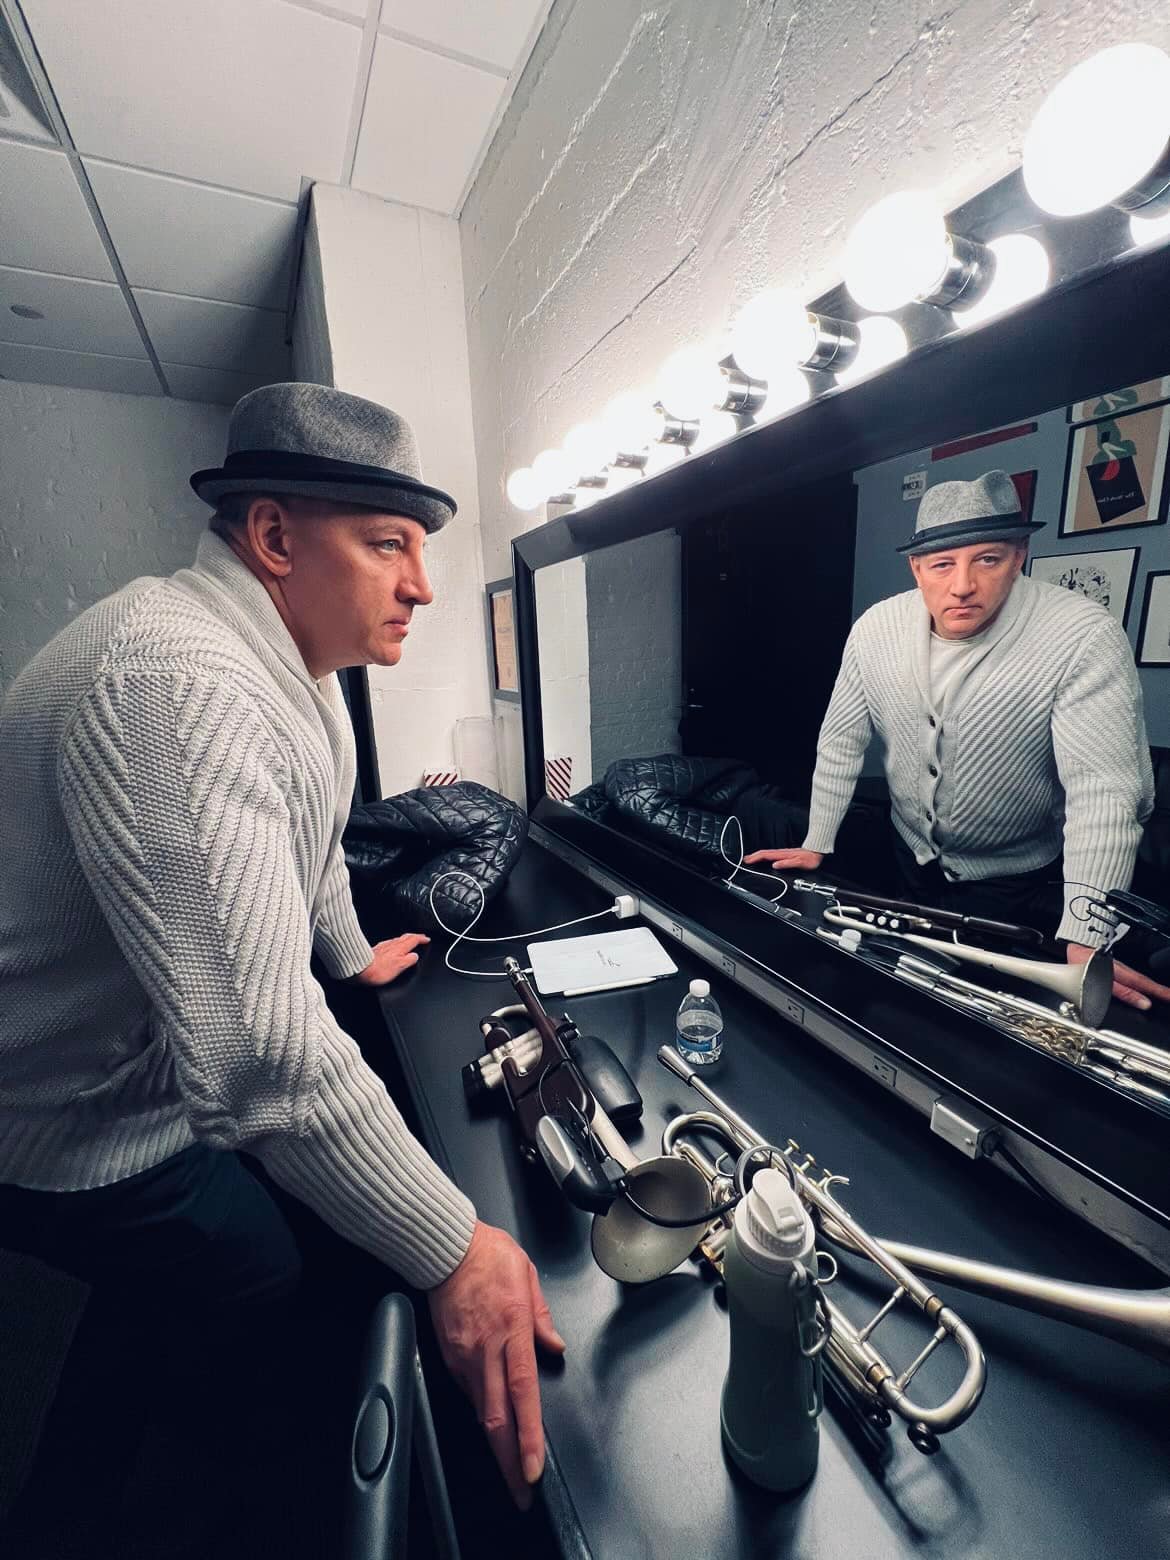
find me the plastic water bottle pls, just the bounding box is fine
[720,1167,824,1492]
[675,978,723,1066]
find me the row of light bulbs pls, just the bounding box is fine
[506,42,1170,514]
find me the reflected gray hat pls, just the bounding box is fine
[190,381,456,531]
[896,469,1043,555]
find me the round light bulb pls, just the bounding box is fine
[834,316,908,386]
[572,483,606,510]
[506,467,544,510]
[730,288,816,377]
[531,447,576,498]
[689,411,739,455]
[952,234,1050,330]
[1023,44,1170,216]
[603,463,644,495]
[602,391,659,456]
[843,191,950,312]
[1130,207,1170,248]
[758,367,811,419]
[654,342,728,421]
[562,420,611,475]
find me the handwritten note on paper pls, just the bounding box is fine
[527,927,679,995]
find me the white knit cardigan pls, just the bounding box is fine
[0,532,475,1289]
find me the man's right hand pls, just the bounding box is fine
[427,1221,565,1511]
[742,848,825,873]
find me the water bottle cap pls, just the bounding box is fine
[736,1168,814,1270]
[689,978,710,998]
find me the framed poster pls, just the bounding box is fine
[1059,401,1170,537]
[1135,570,1170,667]
[1069,378,1170,424]
[484,577,520,701]
[1028,547,1139,629]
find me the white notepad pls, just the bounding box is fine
[527,926,678,995]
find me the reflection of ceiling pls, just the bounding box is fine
[0,0,551,403]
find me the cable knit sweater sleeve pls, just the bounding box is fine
[58,667,475,1289]
[1051,618,1154,946]
[802,630,875,856]
[314,841,375,979]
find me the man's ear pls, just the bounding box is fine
[246,498,295,578]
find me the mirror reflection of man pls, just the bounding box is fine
[747,470,1170,1012]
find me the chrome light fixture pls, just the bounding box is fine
[843,191,996,313]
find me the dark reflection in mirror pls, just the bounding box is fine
[535,375,1170,1108]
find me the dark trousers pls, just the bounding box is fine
[0,1143,353,1559]
[890,831,1065,948]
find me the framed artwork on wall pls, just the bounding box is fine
[1136,571,1170,668]
[1068,378,1170,424]
[1059,400,1170,537]
[1028,547,1139,629]
[484,577,520,702]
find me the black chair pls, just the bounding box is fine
[344,1294,461,1560]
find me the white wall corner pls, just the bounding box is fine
[305,183,492,798]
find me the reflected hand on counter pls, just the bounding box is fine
[1066,942,1170,1013]
[742,848,825,873]
[428,1220,566,1510]
[353,933,431,985]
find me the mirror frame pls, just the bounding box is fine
[510,232,1170,1254]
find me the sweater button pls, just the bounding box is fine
[928,716,937,728]
[926,811,934,822]
[928,764,938,777]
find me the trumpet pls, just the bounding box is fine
[655,1046,987,1454]
[823,903,1114,1026]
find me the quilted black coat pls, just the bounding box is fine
[343,782,527,933]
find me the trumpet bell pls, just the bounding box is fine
[590,1155,713,1284]
[1076,949,1114,1029]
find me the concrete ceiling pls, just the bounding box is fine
[0,0,551,403]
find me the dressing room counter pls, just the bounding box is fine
[376,840,1170,1560]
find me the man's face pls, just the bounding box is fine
[909,540,1026,640]
[277,503,434,673]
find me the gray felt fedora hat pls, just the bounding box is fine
[896,469,1043,555]
[190,382,456,532]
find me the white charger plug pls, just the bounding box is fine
[612,894,639,920]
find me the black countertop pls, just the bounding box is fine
[377,842,1169,1560]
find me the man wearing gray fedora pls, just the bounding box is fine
[747,468,1169,1012]
[0,382,561,1542]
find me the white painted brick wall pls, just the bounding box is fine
[0,380,228,690]
[461,0,1170,581]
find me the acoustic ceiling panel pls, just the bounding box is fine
[0,265,147,357]
[0,141,113,281]
[381,0,549,71]
[163,360,275,406]
[134,288,290,376]
[20,0,362,200]
[85,160,298,310]
[351,34,505,213]
[0,341,160,395]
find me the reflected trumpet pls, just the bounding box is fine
[824,903,1114,1026]
[892,952,1170,1107]
[654,1047,987,1454]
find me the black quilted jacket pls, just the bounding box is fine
[343,782,527,933]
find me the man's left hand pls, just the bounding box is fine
[354,933,431,986]
[1066,942,1170,1013]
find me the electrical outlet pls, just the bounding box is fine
[871,1054,898,1089]
[776,992,804,1025]
[720,955,736,978]
[669,922,684,943]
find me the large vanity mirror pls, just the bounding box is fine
[514,200,1170,1202]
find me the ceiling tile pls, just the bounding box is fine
[0,341,160,395]
[20,0,362,200]
[86,161,297,310]
[0,142,113,281]
[381,0,548,71]
[163,361,275,406]
[283,0,366,18]
[352,35,506,213]
[134,290,290,376]
[0,266,146,356]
